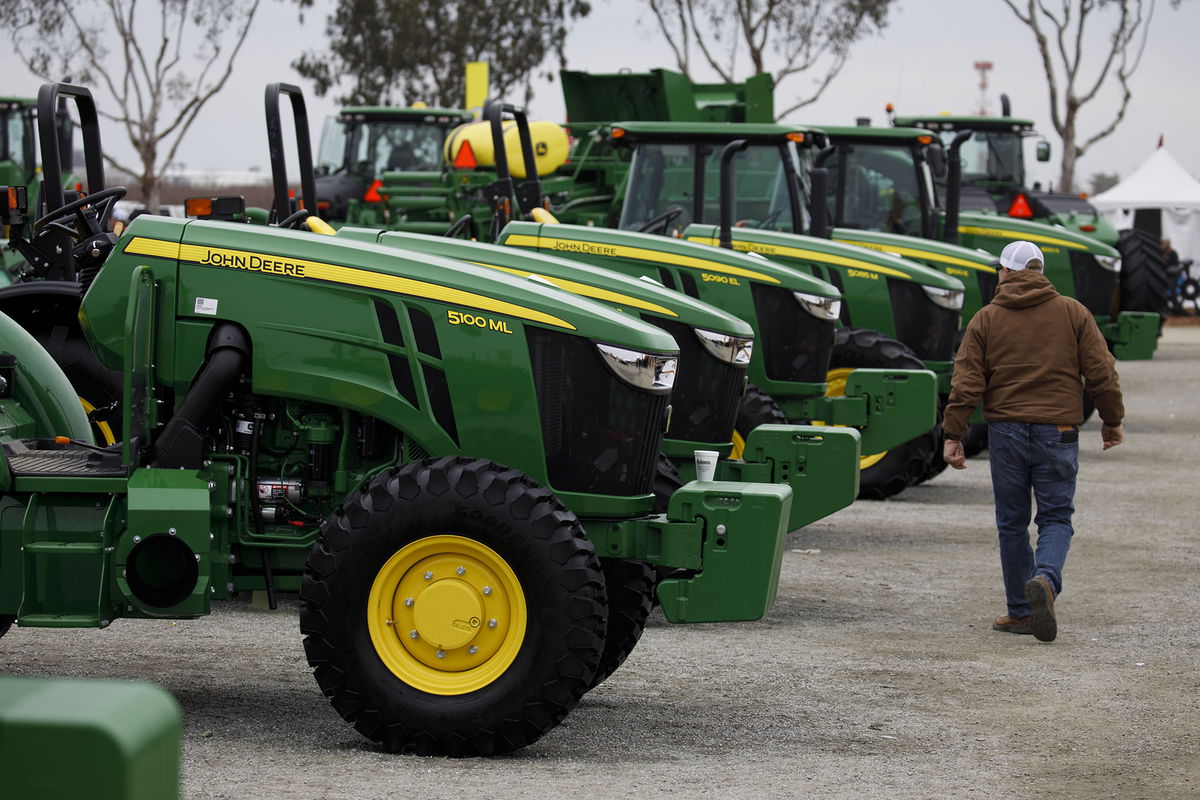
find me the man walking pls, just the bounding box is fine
[942,241,1125,642]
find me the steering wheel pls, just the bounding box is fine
[276,208,312,229]
[637,205,687,235]
[34,186,127,239]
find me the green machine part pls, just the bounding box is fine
[493,219,937,455]
[336,226,862,531]
[816,124,1159,361]
[0,676,181,800]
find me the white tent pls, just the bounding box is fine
[1092,145,1200,263]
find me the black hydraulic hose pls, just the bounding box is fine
[944,129,973,245]
[718,140,749,249]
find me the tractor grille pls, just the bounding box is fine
[647,317,745,444]
[977,270,998,306]
[1070,251,1118,316]
[528,328,667,497]
[750,283,835,383]
[887,279,958,361]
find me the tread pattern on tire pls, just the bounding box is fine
[736,383,788,436]
[299,456,607,757]
[830,327,936,500]
[588,558,656,689]
[1117,228,1172,318]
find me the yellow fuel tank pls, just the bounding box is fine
[444,119,569,178]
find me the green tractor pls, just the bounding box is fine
[303,92,938,500]
[815,123,1159,360]
[889,99,1175,320]
[0,83,797,757]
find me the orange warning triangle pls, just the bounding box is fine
[1007,193,1034,218]
[453,140,477,169]
[363,179,384,203]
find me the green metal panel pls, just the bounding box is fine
[0,310,93,442]
[117,468,215,617]
[0,676,180,800]
[831,228,997,319]
[656,480,792,622]
[1106,311,1160,360]
[697,424,861,531]
[496,220,839,399]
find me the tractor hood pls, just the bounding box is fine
[81,215,680,367]
[497,220,841,300]
[683,224,965,292]
[337,228,756,339]
[956,211,1120,258]
[830,228,996,281]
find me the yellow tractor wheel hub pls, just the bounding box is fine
[367,534,527,695]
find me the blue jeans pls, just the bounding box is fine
[987,422,1079,618]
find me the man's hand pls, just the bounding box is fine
[943,439,966,469]
[1102,422,1124,450]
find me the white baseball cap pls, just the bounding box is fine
[998,240,1044,271]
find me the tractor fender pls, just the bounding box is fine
[0,309,94,442]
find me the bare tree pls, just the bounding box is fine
[645,0,895,119]
[292,0,591,108]
[2,0,261,211]
[1000,0,1172,192]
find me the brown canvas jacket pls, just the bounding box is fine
[943,269,1124,439]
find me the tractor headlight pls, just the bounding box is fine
[1094,254,1121,273]
[922,285,965,310]
[694,328,754,365]
[793,291,842,321]
[595,343,677,393]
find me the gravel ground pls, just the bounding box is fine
[5,325,1199,800]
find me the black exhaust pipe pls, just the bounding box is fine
[944,129,974,245]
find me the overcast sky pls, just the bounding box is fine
[3,0,1197,191]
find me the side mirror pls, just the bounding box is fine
[927,142,947,179]
[1036,140,1051,162]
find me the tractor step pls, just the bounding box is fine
[3,439,125,477]
[16,613,106,628]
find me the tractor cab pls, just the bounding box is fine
[611,121,816,237]
[314,106,473,220]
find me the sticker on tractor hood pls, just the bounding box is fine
[124,237,576,330]
[503,233,781,284]
[685,235,912,279]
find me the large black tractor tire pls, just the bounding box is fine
[913,396,950,485]
[735,383,788,444]
[300,457,607,757]
[0,283,123,442]
[1116,228,1172,318]
[588,558,656,689]
[829,328,938,500]
[652,452,684,514]
[0,615,13,639]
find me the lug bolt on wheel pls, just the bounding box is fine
[488,618,497,629]
[409,630,419,639]
[456,566,465,575]
[482,586,493,596]
[404,597,414,607]
[423,571,433,580]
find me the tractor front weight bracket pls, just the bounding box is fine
[585,479,793,624]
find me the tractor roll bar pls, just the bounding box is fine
[265,83,317,223]
[37,83,105,214]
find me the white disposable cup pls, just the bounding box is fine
[694,450,719,482]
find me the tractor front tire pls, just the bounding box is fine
[300,456,607,757]
[734,384,787,458]
[588,559,656,689]
[1117,228,1172,318]
[829,328,937,500]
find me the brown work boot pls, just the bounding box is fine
[992,614,1032,634]
[1025,575,1057,642]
